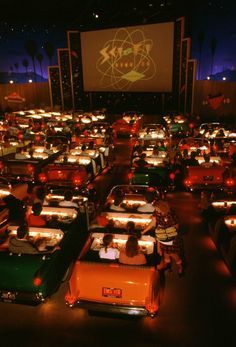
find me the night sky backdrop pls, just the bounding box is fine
[0,0,235,81]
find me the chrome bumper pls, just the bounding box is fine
[70,300,148,316]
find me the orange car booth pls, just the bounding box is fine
[65,232,163,317]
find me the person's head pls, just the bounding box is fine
[16,147,23,154]
[145,191,154,203]
[126,220,135,233]
[113,195,123,206]
[64,190,73,201]
[63,154,68,163]
[16,224,29,239]
[190,151,197,159]
[136,146,143,155]
[203,154,210,163]
[152,146,159,155]
[182,148,188,158]
[155,201,170,215]
[125,235,139,257]
[35,186,46,201]
[102,233,114,252]
[32,202,43,216]
[88,141,94,149]
[81,144,87,151]
[228,203,236,215]
[28,148,34,157]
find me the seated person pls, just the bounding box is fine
[2,194,26,225]
[185,151,199,166]
[110,195,125,211]
[137,191,155,213]
[80,144,88,155]
[133,153,149,168]
[157,141,167,152]
[132,145,143,158]
[15,147,28,160]
[201,154,213,168]
[44,143,53,155]
[119,235,146,265]
[150,146,159,157]
[63,154,68,163]
[59,190,78,208]
[9,224,47,254]
[126,221,141,238]
[27,202,46,227]
[99,234,120,260]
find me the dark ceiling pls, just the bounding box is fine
[0,0,233,34]
[0,0,194,26]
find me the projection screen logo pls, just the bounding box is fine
[96,28,157,90]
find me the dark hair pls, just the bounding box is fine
[32,202,43,216]
[88,141,94,149]
[17,224,29,239]
[126,220,135,233]
[64,190,73,201]
[28,148,34,157]
[203,154,210,163]
[125,235,139,257]
[35,186,46,201]
[145,191,154,203]
[102,234,113,253]
[113,195,123,206]
[81,144,87,151]
[228,203,236,215]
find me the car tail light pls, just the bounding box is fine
[184,178,192,186]
[27,164,35,174]
[226,178,234,187]
[73,174,82,186]
[169,172,175,180]
[145,299,159,315]
[38,173,47,183]
[33,277,42,286]
[127,172,133,180]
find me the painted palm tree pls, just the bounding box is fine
[197,31,205,80]
[25,39,38,81]
[44,42,54,66]
[36,53,44,78]
[22,58,29,74]
[210,37,217,76]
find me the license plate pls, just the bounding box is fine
[203,176,213,181]
[102,287,122,298]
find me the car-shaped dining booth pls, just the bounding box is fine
[65,229,163,317]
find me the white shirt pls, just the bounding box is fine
[137,203,155,213]
[99,247,120,260]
